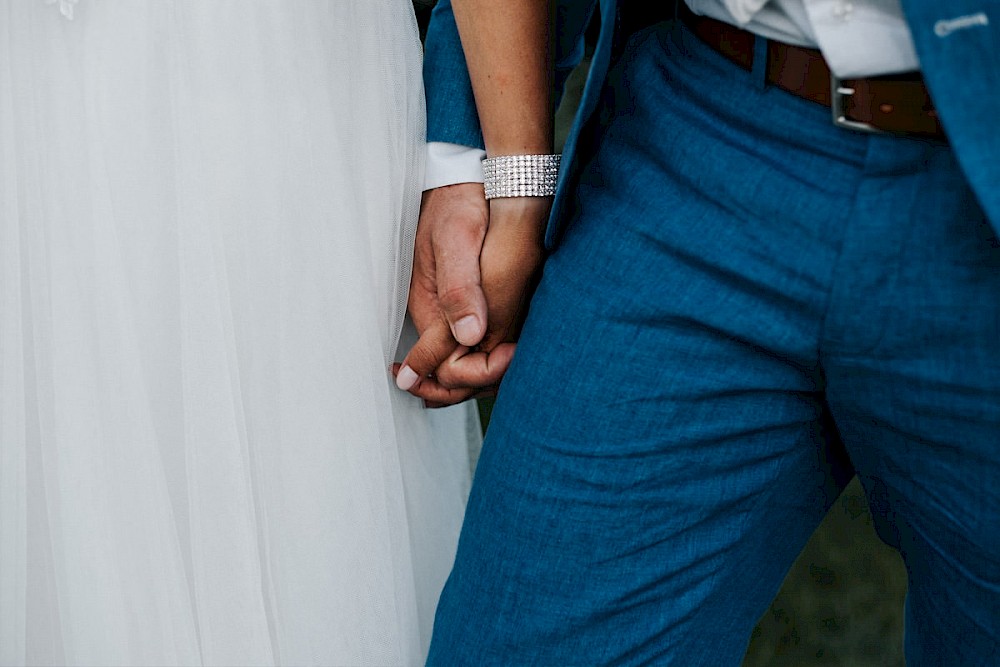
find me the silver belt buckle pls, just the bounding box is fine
[830,75,888,135]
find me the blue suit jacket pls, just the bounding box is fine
[423,0,1000,246]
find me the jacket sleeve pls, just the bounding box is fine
[423,0,600,150]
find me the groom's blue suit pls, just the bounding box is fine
[424,1,1000,664]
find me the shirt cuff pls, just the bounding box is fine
[424,142,487,191]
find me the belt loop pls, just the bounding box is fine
[751,34,769,90]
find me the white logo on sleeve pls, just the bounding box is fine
[934,12,990,37]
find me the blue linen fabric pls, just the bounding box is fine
[424,4,1000,666]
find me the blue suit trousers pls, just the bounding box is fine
[429,20,1000,666]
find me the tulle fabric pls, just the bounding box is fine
[0,2,478,664]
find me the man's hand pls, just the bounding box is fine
[411,183,490,346]
[395,193,551,406]
[395,183,491,400]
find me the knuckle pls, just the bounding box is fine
[431,365,460,389]
[438,284,479,314]
[406,348,441,376]
[437,365,485,392]
[435,218,486,246]
[404,327,455,376]
[434,366,476,391]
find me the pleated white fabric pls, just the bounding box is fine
[0,1,478,664]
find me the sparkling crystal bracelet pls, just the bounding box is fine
[482,154,561,200]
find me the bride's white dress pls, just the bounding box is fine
[0,1,478,665]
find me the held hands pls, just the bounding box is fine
[394,185,551,406]
[410,0,555,405]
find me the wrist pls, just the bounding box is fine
[482,154,561,200]
[488,196,552,248]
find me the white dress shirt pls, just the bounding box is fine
[425,0,922,190]
[687,0,920,77]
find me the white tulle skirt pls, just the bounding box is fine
[0,2,478,664]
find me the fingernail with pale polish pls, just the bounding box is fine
[454,316,480,345]
[395,365,419,391]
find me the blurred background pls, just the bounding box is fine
[413,2,908,664]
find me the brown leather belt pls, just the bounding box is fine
[680,7,946,140]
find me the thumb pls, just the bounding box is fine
[435,240,489,347]
[440,285,488,348]
[394,319,458,392]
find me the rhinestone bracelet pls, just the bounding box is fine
[482,154,561,200]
